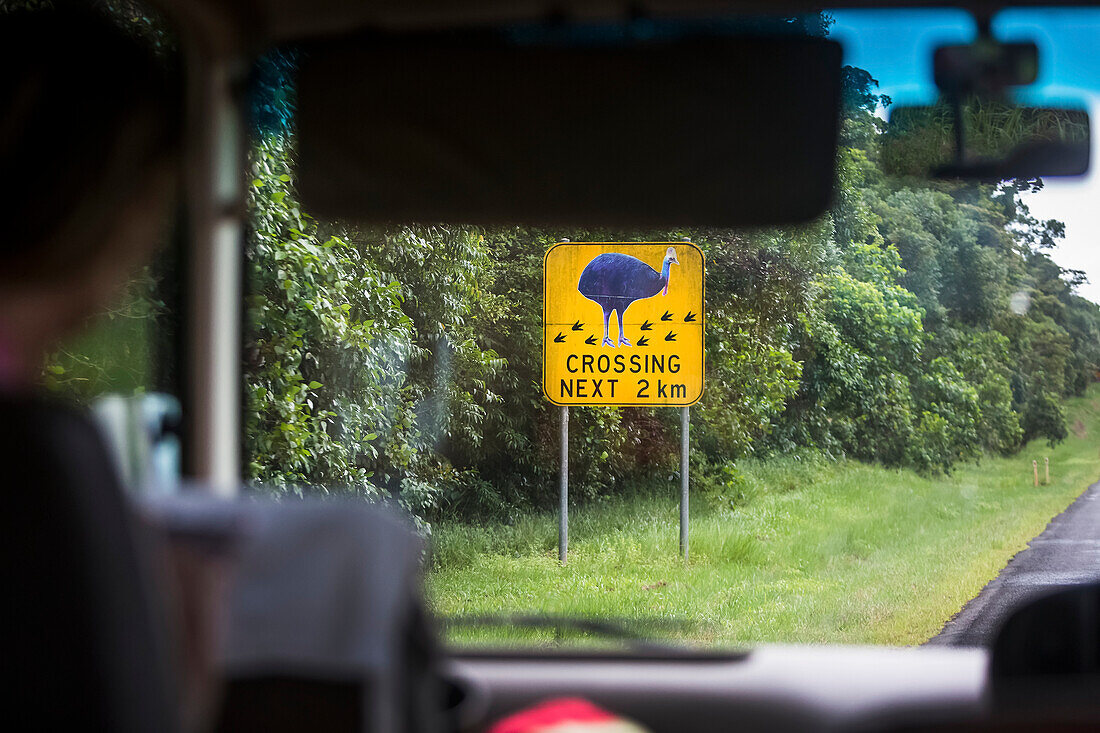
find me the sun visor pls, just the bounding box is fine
[296,33,842,227]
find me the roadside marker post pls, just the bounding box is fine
[544,241,705,563]
[1033,459,1039,487]
[1045,456,1050,485]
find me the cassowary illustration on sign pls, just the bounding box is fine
[578,247,679,347]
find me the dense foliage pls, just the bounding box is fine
[32,2,1100,520]
[238,47,1100,522]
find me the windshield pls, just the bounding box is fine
[228,7,1100,649]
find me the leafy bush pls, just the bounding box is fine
[1021,389,1068,447]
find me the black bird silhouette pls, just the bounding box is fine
[578,247,679,347]
[637,336,650,347]
[640,319,653,331]
[572,321,584,331]
[661,311,673,321]
[554,332,567,343]
[684,311,697,322]
[585,335,598,345]
[665,332,677,341]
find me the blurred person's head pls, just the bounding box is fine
[0,5,182,390]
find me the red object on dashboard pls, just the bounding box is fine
[489,697,649,733]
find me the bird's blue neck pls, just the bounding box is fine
[660,259,672,295]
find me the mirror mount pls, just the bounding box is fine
[930,27,1043,174]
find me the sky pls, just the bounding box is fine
[830,8,1100,303]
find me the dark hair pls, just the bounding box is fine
[0,6,183,283]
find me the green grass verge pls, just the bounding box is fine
[428,386,1100,647]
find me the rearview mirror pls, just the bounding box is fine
[296,32,842,228]
[882,102,1089,181]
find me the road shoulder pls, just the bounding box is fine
[927,479,1100,647]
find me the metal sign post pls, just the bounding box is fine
[680,405,690,561]
[560,405,569,564]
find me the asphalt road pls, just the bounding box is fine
[927,479,1100,647]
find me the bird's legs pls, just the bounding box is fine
[617,310,631,347]
[602,308,615,348]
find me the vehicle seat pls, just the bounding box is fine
[209,499,445,733]
[1,396,178,731]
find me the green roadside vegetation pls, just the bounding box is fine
[429,385,1100,647]
[42,8,1100,523]
[32,4,1100,645]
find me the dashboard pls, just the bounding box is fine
[446,645,989,732]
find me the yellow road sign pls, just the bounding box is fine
[543,242,704,406]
